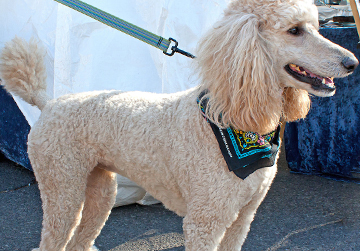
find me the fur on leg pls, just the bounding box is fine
[65,166,117,251]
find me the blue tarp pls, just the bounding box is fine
[0,85,31,170]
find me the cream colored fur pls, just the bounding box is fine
[0,0,357,250]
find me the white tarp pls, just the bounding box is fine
[0,0,228,206]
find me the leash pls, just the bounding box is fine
[54,0,195,58]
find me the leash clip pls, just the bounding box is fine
[163,38,196,59]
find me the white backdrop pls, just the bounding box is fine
[0,0,229,206]
[0,0,229,126]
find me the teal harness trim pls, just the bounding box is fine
[54,0,195,58]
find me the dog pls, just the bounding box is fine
[0,0,358,250]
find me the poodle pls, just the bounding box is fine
[0,0,358,250]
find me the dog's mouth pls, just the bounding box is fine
[285,64,335,93]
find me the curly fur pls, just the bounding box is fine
[0,0,357,250]
[197,12,283,134]
[0,37,50,110]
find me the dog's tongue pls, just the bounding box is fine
[324,77,334,87]
[289,64,334,88]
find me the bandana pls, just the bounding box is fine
[197,91,281,179]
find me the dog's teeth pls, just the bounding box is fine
[322,79,326,84]
[330,77,334,81]
[301,71,307,75]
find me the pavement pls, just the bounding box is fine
[1,145,360,251]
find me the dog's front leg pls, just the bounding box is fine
[218,167,277,250]
[182,194,243,251]
[183,213,228,251]
[217,188,270,250]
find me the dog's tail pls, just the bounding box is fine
[0,37,51,111]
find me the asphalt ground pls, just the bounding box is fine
[1,145,360,251]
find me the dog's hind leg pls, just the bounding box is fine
[29,143,98,251]
[65,165,117,251]
[35,167,89,250]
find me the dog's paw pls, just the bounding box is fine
[31,246,100,251]
[31,246,98,251]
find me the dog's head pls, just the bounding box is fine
[197,0,358,134]
[244,0,358,97]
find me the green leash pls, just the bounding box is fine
[54,0,196,58]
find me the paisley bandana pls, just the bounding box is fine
[197,91,281,179]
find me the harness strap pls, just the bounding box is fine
[54,0,195,58]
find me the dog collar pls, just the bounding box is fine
[197,91,281,179]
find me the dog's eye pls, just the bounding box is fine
[288,27,301,35]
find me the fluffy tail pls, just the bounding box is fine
[0,37,51,110]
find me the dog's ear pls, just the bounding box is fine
[197,13,282,134]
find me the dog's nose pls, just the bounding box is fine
[342,56,359,73]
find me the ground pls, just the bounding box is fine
[1,146,360,251]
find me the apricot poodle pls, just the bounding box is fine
[0,0,358,250]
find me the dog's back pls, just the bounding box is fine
[29,88,202,214]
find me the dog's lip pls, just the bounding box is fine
[285,64,336,92]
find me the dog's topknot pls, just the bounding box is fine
[226,0,318,30]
